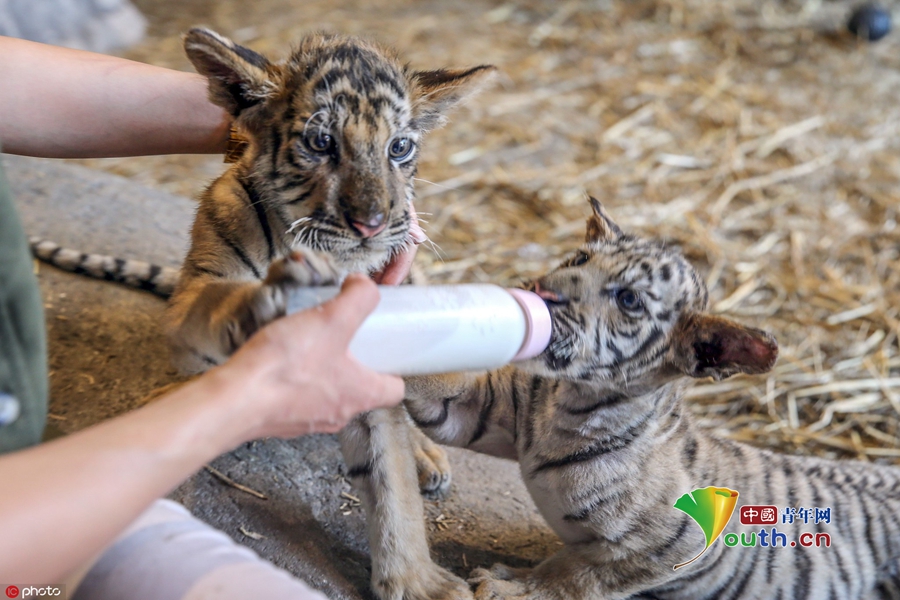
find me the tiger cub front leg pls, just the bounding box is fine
[404,369,518,459]
[166,250,338,371]
[408,419,452,499]
[339,407,472,600]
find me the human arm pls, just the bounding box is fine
[0,36,230,158]
[0,274,402,584]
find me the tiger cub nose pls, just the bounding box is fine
[533,280,569,305]
[346,212,386,238]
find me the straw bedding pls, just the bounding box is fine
[73,0,900,463]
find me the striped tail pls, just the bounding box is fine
[29,237,178,298]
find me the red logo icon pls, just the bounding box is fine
[740,505,778,525]
[5,586,18,598]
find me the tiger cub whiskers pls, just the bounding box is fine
[403,198,900,600]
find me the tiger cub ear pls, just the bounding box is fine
[673,313,778,381]
[585,196,623,244]
[409,65,497,131]
[184,28,279,117]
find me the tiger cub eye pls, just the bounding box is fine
[389,137,415,161]
[305,131,334,153]
[571,251,590,267]
[616,288,643,312]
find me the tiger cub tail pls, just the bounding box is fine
[30,237,178,298]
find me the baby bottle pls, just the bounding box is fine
[286,284,552,375]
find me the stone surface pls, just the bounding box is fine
[4,154,557,599]
[0,0,146,53]
[7,153,190,430]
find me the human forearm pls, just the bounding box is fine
[0,372,250,583]
[0,36,230,158]
[0,276,402,584]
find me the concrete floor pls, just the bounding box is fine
[6,154,558,598]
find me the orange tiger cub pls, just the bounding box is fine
[32,28,495,600]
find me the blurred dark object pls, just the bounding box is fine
[848,4,892,42]
[0,0,146,53]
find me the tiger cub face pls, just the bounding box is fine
[184,28,495,272]
[525,198,776,387]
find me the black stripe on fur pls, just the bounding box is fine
[241,178,275,261]
[531,410,653,474]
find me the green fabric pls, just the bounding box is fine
[0,157,48,453]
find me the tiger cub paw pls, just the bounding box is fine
[410,427,453,499]
[375,564,473,600]
[224,250,341,352]
[265,248,341,288]
[424,569,475,600]
[224,282,289,352]
[470,565,536,600]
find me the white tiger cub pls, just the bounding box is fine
[402,198,900,599]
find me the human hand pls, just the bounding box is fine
[372,203,426,285]
[216,274,404,440]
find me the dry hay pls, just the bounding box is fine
[74,0,900,463]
